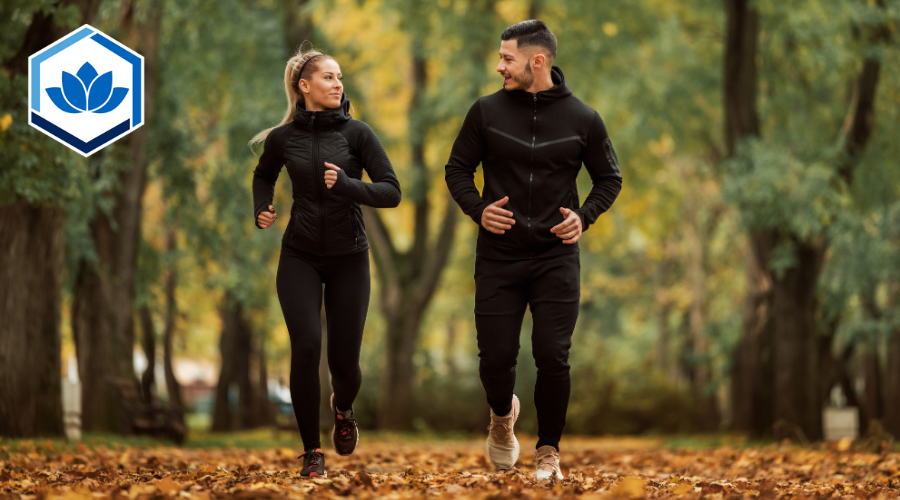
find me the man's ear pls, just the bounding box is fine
[533,53,547,70]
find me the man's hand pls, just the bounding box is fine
[551,207,582,244]
[324,162,340,189]
[257,205,277,229]
[481,196,515,234]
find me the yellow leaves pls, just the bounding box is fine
[669,481,695,495]
[603,23,619,37]
[0,112,11,131]
[612,476,645,498]
[837,437,853,452]
[155,476,183,494]
[649,133,675,159]
[6,438,900,499]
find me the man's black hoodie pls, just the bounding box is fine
[445,67,622,260]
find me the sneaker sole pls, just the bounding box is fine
[302,472,327,478]
[486,394,521,470]
[331,394,359,457]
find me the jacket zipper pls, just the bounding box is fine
[311,115,326,255]
[527,93,537,257]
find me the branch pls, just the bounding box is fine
[837,0,889,184]
[414,195,458,308]
[361,206,401,285]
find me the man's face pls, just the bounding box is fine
[496,39,534,91]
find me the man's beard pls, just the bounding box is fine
[505,63,534,91]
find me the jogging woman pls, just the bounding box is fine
[251,47,401,478]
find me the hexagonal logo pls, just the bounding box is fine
[28,24,144,157]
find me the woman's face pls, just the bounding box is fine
[300,58,343,111]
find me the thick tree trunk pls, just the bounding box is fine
[212,295,261,431]
[212,297,239,432]
[0,0,100,441]
[762,236,826,441]
[684,179,719,431]
[255,331,275,427]
[731,258,774,436]
[0,201,65,438]
[379,302,426,429]
[72,0,164,432]
[370,50,458,430]
[885,327,900,437]
[724,0,766,436]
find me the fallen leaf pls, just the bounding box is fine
[612,476,645,498]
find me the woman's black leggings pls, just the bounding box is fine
[276,243,370,450]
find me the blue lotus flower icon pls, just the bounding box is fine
[46,62,129,114]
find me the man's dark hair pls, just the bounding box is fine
[500,20,557,62]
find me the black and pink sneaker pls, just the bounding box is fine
[330,393,359,456]
[299,448,326,478]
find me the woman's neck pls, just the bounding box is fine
[305,100,329,112]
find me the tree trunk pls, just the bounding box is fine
[139,306,156,404]
[0,0,100,441]
[724,0,766,436]
[764,236,826,441]
[212,295,260,431]
[885,327,900,437]
[683,175,719,431]
[161,226,184,417]
[731,258,774,436]
[72,0,164,432]
[255,330,275,427]
[212,296,239,432]
[369,49,459,430]
[724,0,885,442]
[0,201,65,438]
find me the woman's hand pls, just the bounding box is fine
[258,205,276,229]
[324,162,341,189]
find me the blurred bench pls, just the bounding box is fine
[108,377,187,444]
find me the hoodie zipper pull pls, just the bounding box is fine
[310,115,315,128]
[533,94,537,101]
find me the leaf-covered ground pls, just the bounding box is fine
[2,435,899,499]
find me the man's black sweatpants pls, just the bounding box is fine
[276,243,370,451]
[475,252,580,451]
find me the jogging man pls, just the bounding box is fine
[445,20,622,479]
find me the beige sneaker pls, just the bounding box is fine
[534,445,564,480]
[485,394,520,469]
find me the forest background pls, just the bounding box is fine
[1,0,899,445]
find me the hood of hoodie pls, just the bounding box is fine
[293,92,352,131]
[504,66,572,104]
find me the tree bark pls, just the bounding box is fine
[139,306,156,404]
[283,0,314,54]
[212,294,261,431]
[885,326,900,437]
[724,0,767,436]
[212,296,239,432]
[161,226,184,417]
[0,201,66,438]
[765,236,827,441]
[72,0,165,432]
[0,0,101,441]
[683,181,720,431]
[369,41,459,429]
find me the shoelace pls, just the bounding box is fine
[536,450,559,471]
[336,417,356,439]
[299,451,321,469]
[488,421,512,440]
